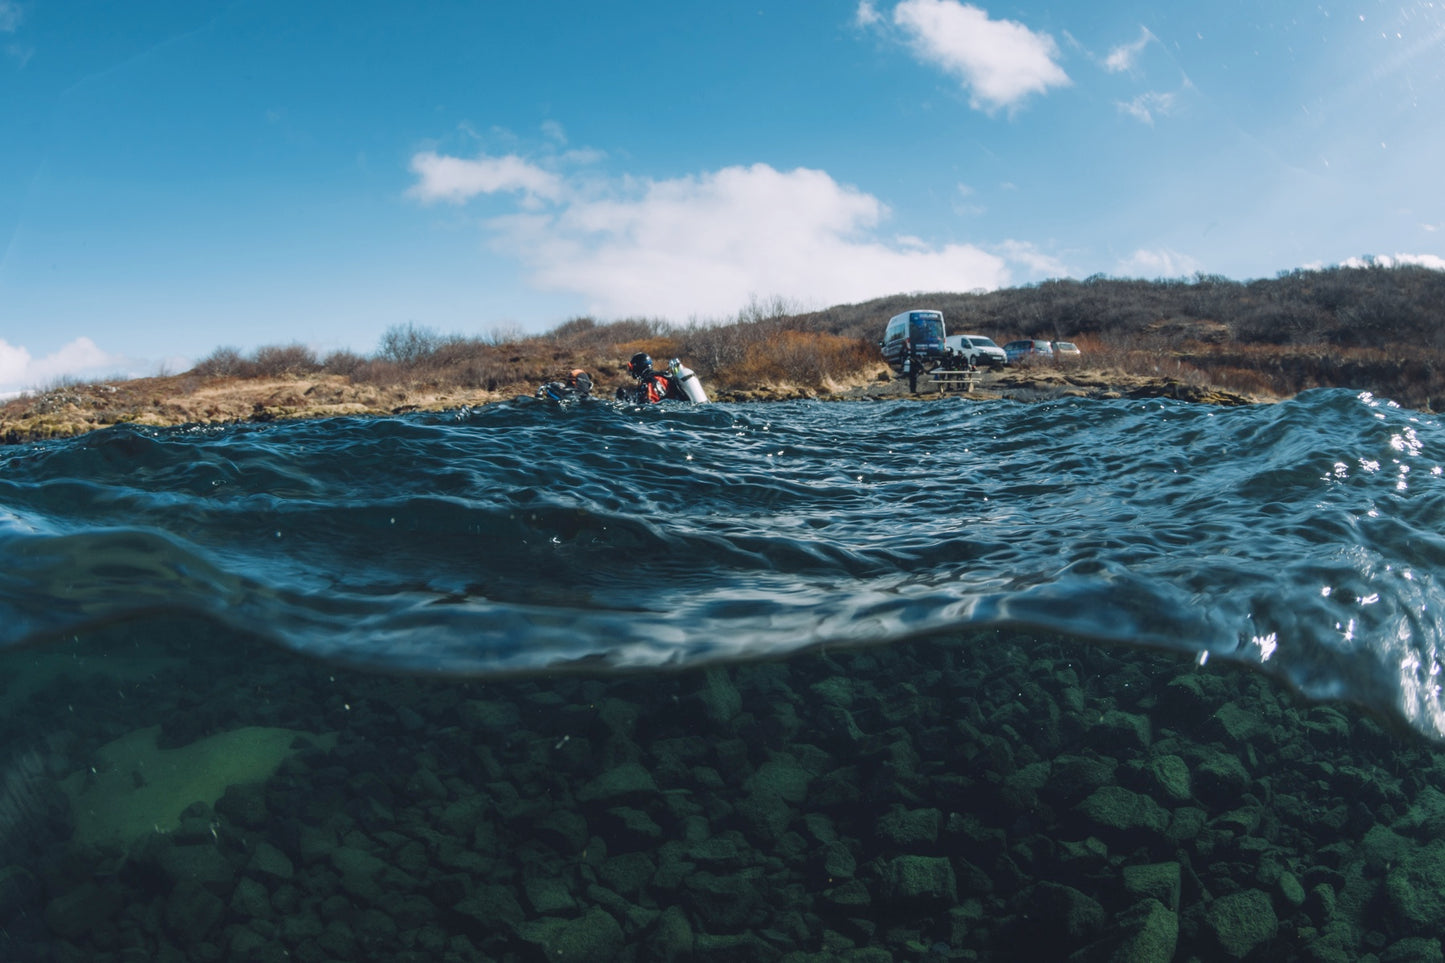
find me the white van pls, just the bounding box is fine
[944,334,1008,370]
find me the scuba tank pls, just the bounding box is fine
[668,359,708,403]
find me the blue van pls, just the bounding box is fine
[879,309,947,371]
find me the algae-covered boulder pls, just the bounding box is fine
[577,762,658,802]
[877,806,943,849]
[883,855,957,906]
[1074,785,1170,840]
[1384,839,1445,931]
[1045,754,1118,806]
[1146,754,1192,803]
[1122,862,1182,912]
[1110,898,1179,963]
[59,725,335,850]
[516,906,623,962]
[1203,888,1278,958]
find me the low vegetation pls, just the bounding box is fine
[4,264,1443,442]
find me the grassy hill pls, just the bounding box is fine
[4,264,1443,442]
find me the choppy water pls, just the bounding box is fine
[3,387,1444,739]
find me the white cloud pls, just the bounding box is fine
[855,1,882,28]
[1105,26,1155,73]
[1340,253,1445,271]
[0,337,130,398]
[889,0,1070,112]
[411,158,1014,321]
[406,151,563,205]
[0,1,21,32]
[1117,90,1177,125]
[994,239,1067,277]
[1116,248,1201,279]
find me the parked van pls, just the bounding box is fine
[944,334,1008,370]
[879,309,947,371]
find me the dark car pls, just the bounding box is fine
[1003,339,1055,364]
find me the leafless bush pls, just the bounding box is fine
[483,323,526,346]
[378,322,441,364]
[252,344,320,377]
[322,350,367,376]
[192,346,247,377]
[547,317,599,343]
[591,318,673,345]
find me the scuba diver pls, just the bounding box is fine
[616,353,708,404]
[536,368,594,403]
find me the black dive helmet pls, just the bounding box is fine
[628,353,653,379]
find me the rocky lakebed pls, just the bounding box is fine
[2,621,1443,962]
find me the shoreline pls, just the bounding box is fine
[1,366,1273,445]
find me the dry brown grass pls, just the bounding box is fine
[716,331,876,388]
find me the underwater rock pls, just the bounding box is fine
[881,855,957,906]
[1044,754,1118,806]
[683,870,768,931]
[648,904,696,961]
[1384,839,1445,931]
[1203,888,1279,958]
[44,881,122,942]
[696,667,743,725]
[524,875,578,916]
[1073,785,1170,841]
[1209,701,1270,745]
[577,762,659,802]
[876,805,943,849]
[165,880,228,946]
[1108,897,1180,963]
[1382,937,1445,963]
[1394,785,1445,838]
[1026,880,1105,946]
[1122,862,1182,912]
[1142,754,1192,803]
[1190,748,1251,806]
[1096,709,1152,751]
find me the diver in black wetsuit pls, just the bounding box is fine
[616,353,693,404]
[536,369,594,402]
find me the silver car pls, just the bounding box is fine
[1003,339,1055,364]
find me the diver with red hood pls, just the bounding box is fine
[616,353,708,404]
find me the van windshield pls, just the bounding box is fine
[910,315,944,342]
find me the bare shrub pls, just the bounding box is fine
[593,318,673,345]
[252,344,321,377]
[192,346,247,377]
[548,316,598,343]
[322,350,367,376]
[484,324,525,346]
[378,322,441,364]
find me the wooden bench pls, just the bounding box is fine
[929,370,976,393]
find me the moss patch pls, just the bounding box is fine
[60,725,336,849]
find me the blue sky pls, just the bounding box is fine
[2,0,1443,395]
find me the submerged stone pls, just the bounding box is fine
[1110,898,1179,963]
[516,907,623,962]
[1384,839,1445,930]
[1075,785,1170,839]
[1203,889,1278,958]
[883,855,957,905]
